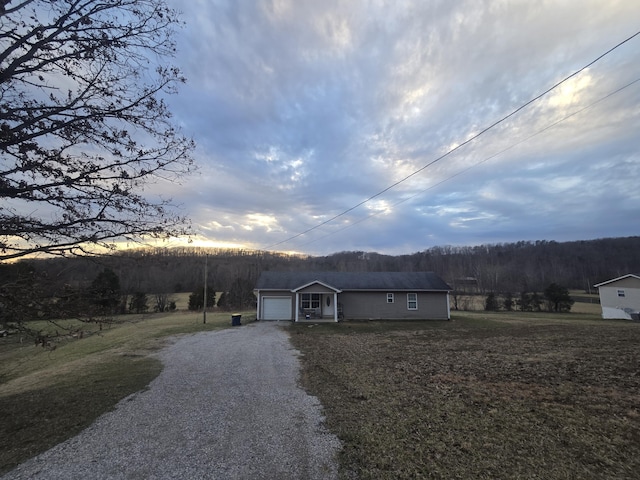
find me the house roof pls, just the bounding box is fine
[255,271,451,292]
[594,273,640,288]
[291,280,342,293]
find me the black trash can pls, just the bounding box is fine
[231,314,242,326]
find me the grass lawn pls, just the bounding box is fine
[0,309,254,475]
[290,312,640,480]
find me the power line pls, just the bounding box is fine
[293,76,640,250]
[260,30,640,251]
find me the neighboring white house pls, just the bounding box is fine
[594,274,640,320]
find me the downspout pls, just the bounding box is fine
[334,292,338,322]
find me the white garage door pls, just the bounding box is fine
[262,297,292,320]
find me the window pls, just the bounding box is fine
[617,289,626,297]
[407,293,418,310]
[387,293,394,303]
[301,293,320,308]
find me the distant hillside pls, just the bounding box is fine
[20,236,640,296]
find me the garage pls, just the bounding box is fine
[262,297,292,320]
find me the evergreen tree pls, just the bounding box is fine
[517,292,532,312]
[544,283,574,312]
[485,292,499,311]
[90,268,121,315]
[188,287,215,311]
[530,292,543,312]
[129,292,149,314]
[503,292,514,311]
[228,278,256,310]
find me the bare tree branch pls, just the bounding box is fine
[0,0,195,261]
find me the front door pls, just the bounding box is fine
[322,294,334,318]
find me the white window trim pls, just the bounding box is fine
[407,293,418,310]
[301,293,321,309]
[387,293,394,303]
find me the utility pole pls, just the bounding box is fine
[203,253,208,324]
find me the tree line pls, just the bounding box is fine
[482,283,574,313]
[0,260,258,331]
[14,236,639,294]
[2,236,638,326]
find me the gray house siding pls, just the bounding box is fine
[340,291,449,320]
[255,271,451,322]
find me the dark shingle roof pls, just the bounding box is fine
[255,271,451,291]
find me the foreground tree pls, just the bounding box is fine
[0,0,195,261]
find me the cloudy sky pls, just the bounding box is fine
[161,0,640,256]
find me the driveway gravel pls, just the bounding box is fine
[2,321,340,479]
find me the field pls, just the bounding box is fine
[290,312,640,480]
[0,309,254,475]
[3,301,636,479]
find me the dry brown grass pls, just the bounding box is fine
[290,312,640,479]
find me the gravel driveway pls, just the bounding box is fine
[2,321,340,479]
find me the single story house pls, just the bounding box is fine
[254,271,451,322]
[593,274,640,320]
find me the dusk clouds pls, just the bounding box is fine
[162,0,640,255]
